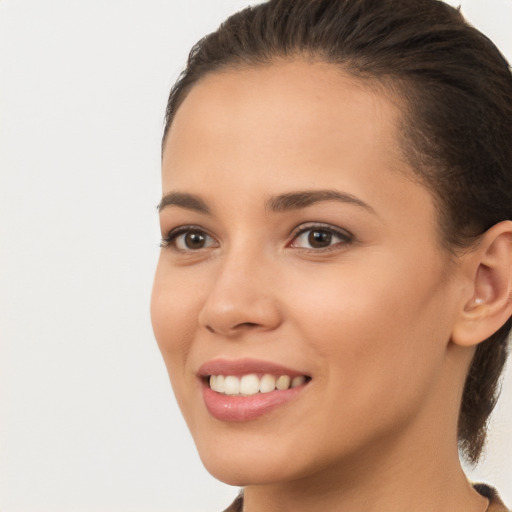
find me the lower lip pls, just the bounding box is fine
[202,382,307,422]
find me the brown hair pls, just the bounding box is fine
[162,0,512,464]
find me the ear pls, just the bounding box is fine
[451,221,512,347]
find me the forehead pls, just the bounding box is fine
[163,59,408,174]
[163,60,422,206]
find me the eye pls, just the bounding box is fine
[161,227,218,251]
[290,224,352,250]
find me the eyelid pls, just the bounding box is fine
[160,225,218,250]
[288,222,353,249]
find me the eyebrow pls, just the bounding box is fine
[157,189,375,215]
[157,192,211,214]
[266,190,375,214]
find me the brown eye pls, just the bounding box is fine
[290,225,352,251]
[308,230,332,248]
[183,231,207,249]
[163,227,218,251]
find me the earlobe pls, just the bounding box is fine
[451,221,512,348]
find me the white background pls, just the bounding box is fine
[0,1,511,511]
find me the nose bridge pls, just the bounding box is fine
[198,239,281,336]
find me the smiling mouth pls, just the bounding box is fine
[200,361,312,421]
[208,374,311,396]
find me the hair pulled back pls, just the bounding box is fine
[163,0,512,464]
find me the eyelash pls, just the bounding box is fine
[160,225,217,250]
[288,223,353,251]
[160,223,353,252]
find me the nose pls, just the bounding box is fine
[198,250,283,338]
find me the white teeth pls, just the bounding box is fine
[208,373,308,395]
[259,374,276,393]
[240,374,260,395]
[216,375,225,392]
[210,375,225,393]
[224,376,240,395]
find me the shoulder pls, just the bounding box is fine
[474,483,510,512]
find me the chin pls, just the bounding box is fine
[193,425,340,488]
[201,455,294,487]
[196,441,270,485]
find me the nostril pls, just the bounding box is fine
[205,321,261,335]
[235,322,260,329]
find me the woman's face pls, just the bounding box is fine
[152,61,466,485]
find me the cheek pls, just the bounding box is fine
[275,262,452,459]
[150,260,202,376]
[150,262,211,436]
[287,253,452,397]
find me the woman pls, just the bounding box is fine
[151,0,512,510]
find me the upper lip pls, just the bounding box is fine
[197,358,309,378]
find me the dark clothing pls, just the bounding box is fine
[476,484,509,512]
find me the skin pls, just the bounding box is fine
[151,60,491,512]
